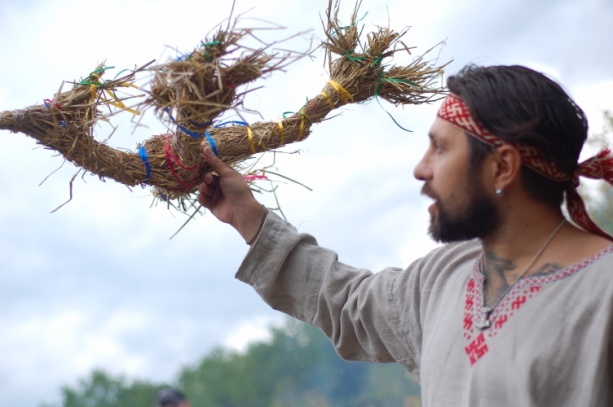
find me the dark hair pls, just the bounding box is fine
[157,388,187,407]
[448,64,588,206]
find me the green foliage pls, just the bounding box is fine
[40,369,163,407]
[43,319,421,407]
[178,319,419,407]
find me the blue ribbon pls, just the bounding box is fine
[138,145,152,183]
[206,121,248,156]
[204,131,219,156]
[215,120,248,127]
[164,109,250,157]
[165,107,213,139]
[177,124,204,139]
[190,120,213,128]
[156,188,168,202]
[204,121,248,156]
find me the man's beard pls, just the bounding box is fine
[426,182,501,243]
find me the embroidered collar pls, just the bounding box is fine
[462,244,613,366]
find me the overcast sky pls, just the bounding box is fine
[1,0,612,405]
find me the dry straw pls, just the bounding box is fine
[0,0,448,207]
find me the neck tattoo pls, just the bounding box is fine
[476,219,567,330]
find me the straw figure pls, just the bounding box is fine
[0,0,448,210]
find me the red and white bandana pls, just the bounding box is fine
[437,94,613,240]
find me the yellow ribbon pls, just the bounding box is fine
[319,91,334,109]
[277,121,285,145]
[296,111,311,142]
[103,89,141,115]
[328,80,354,104]
[247,127,256,153]
[85,71,141,115]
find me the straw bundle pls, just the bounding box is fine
[0,0,448,206]
[0,62,152,186]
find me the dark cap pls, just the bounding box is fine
[157,388,187,407]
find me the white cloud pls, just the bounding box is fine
[223,314,285,353]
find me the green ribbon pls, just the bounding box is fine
[201,40,223,61]
[335,11,369,32]
[344,50,366,62]
[78,66,114,85]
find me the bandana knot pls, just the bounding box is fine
[576,148,613,185]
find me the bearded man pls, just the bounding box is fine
[197,65,613,406]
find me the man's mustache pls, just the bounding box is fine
[421,184,439,201]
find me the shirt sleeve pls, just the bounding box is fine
[235,211,424,367]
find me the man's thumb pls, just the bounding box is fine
[203,147,231,175]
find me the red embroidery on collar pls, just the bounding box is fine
[462,245,613,366]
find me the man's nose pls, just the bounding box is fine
[413,154,431,181]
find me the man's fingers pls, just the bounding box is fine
[198,182,213,198]
[203,172,219,188]
[197,181,219,207]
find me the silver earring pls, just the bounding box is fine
[495,188,505,197]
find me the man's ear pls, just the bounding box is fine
[491,144,522,190]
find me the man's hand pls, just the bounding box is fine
[198,148,265,244]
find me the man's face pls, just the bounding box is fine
[413,118,500,243]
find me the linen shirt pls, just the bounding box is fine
[236,212,613,406]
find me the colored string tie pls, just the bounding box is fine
[344,50,366,62]
[79,66,141,115]
[138,145,152,183]
[176,52,190,62]
[163,135,198,171]
[297,110,311,141]
[43,98,62,110]
[216,120,248,128]
[243,174,269,181]
[43,98,67,127]
[328,80,354,104]
[163,135,199,191]
[370,75,414,133]
[277,121,286,145]
[370,55,383,66]
[332,12,369,36]
[375,76,418,97]
[204,119,249,155]
[282,111,311,142]
[156,188,168,202]
[164,107,211,139]
[247,127,256,153]
[201,40,223,61]
[319,92,334,109]
[204,132,218,156]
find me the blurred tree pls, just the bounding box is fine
[40,369,163,407]
[178,318,420,407]
[357,361,421,406]
[42,319,421,407]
